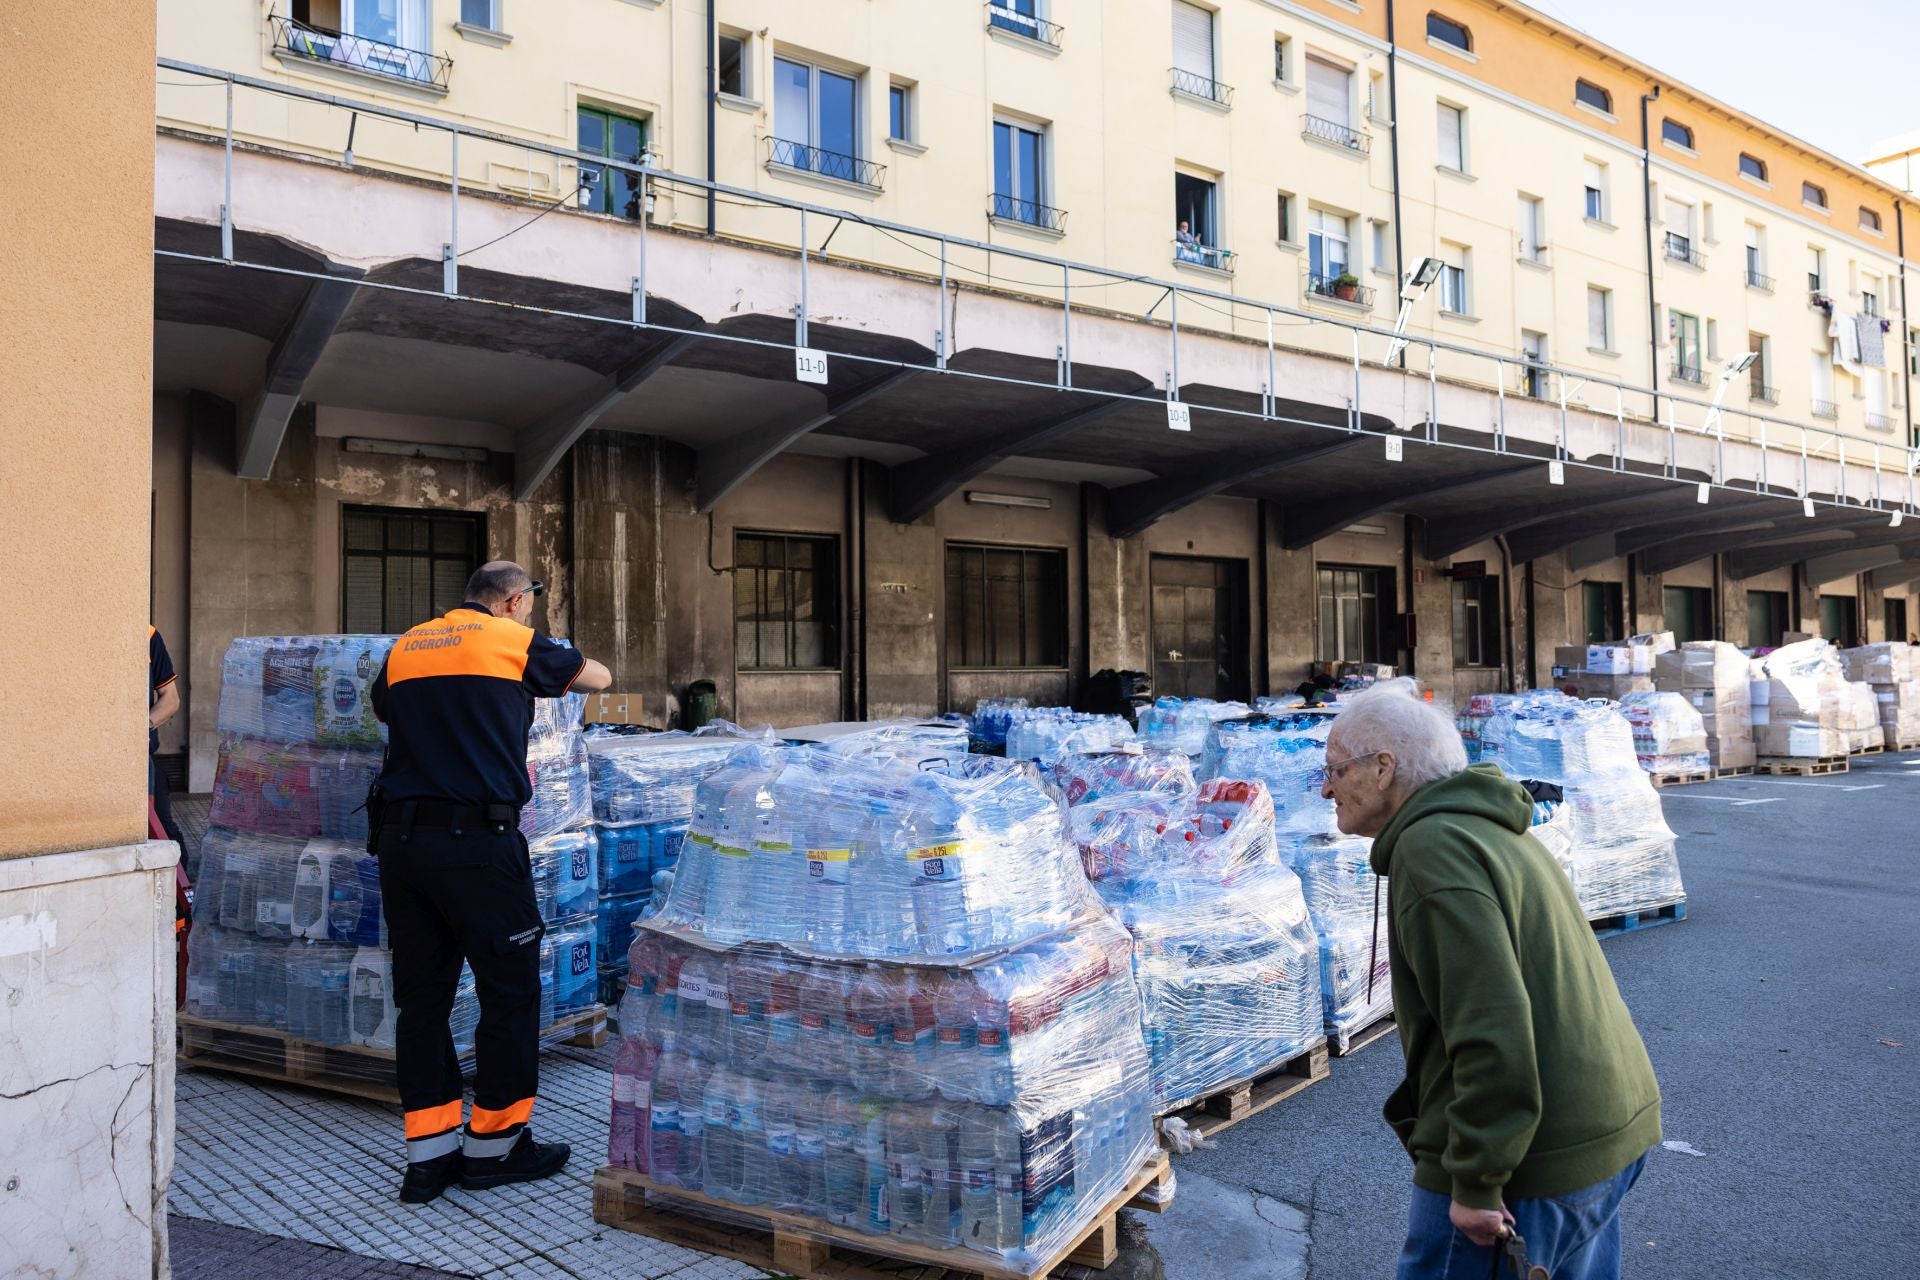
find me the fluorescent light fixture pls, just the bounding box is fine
[965,491,1052,510]
[1341,523,1389,536]
[1893,509,1906,528]
[343,437,489,463]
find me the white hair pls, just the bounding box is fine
[1331,678,1468,790]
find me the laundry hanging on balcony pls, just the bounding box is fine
[1855,313,1886,368]
[1828,308,1863,377]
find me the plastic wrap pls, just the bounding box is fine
[1278,834,1391,1049]
[967,697,1030,748]
[1135,697,1251,756]
[653,745,1101,961]
[1071,780,1323,1109]
[1874,680,1920,744]
[1003,709,1135,767]
[817,719,972,761]
[606,919,1156,1269]
[1049,748,1196,808]
[531,829,600,923]
[1199,717,1338,836]
[1617,692,1712,773]
[588,725,771,824]
[1750,641,1848,758]
[1843,642,1913,686]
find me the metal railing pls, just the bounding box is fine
[1170,67,1233,107]
[1664,233,1704,268]
[267,13,452,90]
[1812,399,1839,419]
[1670,360,1705,385]
[990,193,1066,232]
[154,58,1920,523]
[1305,272,1375,307]
[1745,267,1773,291]
[764,137,886,190]
[1749,381,1778,404]
[1172,239,1234,272]
[984,3,1063,47]
[1867,411,1895,431]
[1301,114,1370,153]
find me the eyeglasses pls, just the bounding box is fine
[1324,750,1383,782]
[511,579,545,600]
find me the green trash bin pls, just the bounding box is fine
[686,678,718,730]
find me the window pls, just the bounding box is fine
[735,533,839,670]
[1745,224,1767,286]
[1866,367,1890,427]
[1910,329,1919,379]
[1520,331,1549,399]
[1174,171,1223,264]
[992,119,1048,225]
[1670,310,1701,380]
[1367,69,1387,121]
[1583,159,1607,222]
[1426,12,1471,51]
[717,32,746,97]
[1437,102,1465,171]
[1582,581,1624,646]
[1739,153,1766,182]
[1706,318,1719,362]
[1308,208,1351,288]
[1803,181,1828,210]
[1819,596,1859,649]
[1438,247,1468,314]
[1452,575,1501,668]
[1573,79,1611,114]
[1587,285,1613,351]
[1305,54,1352,130]
[1747,590,1789,649]
[1370,218,1389,271]
[1171,1,1217,91]
[1809,245,1826,293]
[1276,190,1294,242]
[1517,194,1544,262]
[340,0,429,51]
[1273,35,1290,81]
[1664,586,1714,644]
[1861,206,1884,233]
[888,84,910,140]
[342,507,483,634]
[1317,566,1393,663]
[1748,332,1771,399]
[773,57,859,171]
[459,0,498,29]
[987,0,1045,41]
[1863,285,1880,317]
[946,544,1066,668]
[1810,349,1835,414]
[1661,119,1693,149]
[577,106,648,218]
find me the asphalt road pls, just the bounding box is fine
[1177,753,1920,1279]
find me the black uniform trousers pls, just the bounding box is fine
[376,812,546,1162]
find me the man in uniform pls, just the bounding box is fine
[148,625,184,848]
[370,561,611,1203]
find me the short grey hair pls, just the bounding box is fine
[466,560,531,605]
[1331,678,1468,790]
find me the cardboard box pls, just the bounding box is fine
[1655,642,1751,692]
[1555,645,1588,672]
[584,692,646,725]
[1843,643,1912,685]
[1710,737,1756,769]
[1628,631,1677,654]
[1587,645,1633,675]
[1756,723,1845,759]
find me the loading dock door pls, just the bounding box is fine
[1150,554,1250,701]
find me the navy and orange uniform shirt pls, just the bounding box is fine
[149,625,177,756]
[370,603,586,808]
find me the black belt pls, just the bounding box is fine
[380,798,521,834]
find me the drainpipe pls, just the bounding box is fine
[1384,0,1407,366]
[1497,536,1517,694]
[706,0,718,236]
[1523,555,1537,689]
[1079,483,1094,708]
[1402,516,1416,677]
[1641,85,1663,423]
[1256,500,1271,697]
[1900,202,1914,447]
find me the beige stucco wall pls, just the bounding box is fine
[0,4,157,858]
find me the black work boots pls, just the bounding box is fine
[458,1130,572,1191]
[399,1151,463,1204]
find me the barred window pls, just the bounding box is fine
[342,506,483,634]
[735,533,839,670]
[946,543,1067,668]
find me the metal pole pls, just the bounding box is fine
[936,237,948,369]
[443,131,459,295]
[1614,387,1625,471]
[1350,329,1361,433]
[1427,344,1438,441]
[1496,360,1507,451]
[1760,421,1770,493]
[1061,264,1072,389]
[797,208,809,348]
[635,178,648,324]
[1266,308,1276,417]
[221,78,234,261]
[1171,288,1180,394]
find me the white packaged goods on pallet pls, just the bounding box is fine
[184,636,602,1077]
[1463,692,1684,920]
[1617,692,1712,773]
[608,884,1155,1268]
[1751,640,1848,757]
[1135,697,1252,756]
[1873,680,1920,743]
[1070,780,1323,1110]
[1843,642,1913,686]
[1004,708,1136,766]
[1654,642,1756,770]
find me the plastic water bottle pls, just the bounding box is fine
[931,971,979,1100]
[646,1052,681,1184]
[726,952,771,1067]
[762,1073,799,1211]
[957,1104,1022,1255]
[749,774,801,942]
[906,779,973,955]
[609,1033,655,1171]
[794,790,855,951]
[974,968,1016,1106]
[675,1054,711,1191]
[676,951,720,1060]
[852,800,915,955]
[859,1094,892,1236]
[821,1085,864,1227]
[847,967,894,1094]
[797,965,850,1079]
[702,1065,738,1200]
[886,1102,931,1244]
[732,1068,769,1205]
[764,963,801,1070]
[888,970,935,1100]
[792,1076,829,1217]
[253,938,288,1031]
[315,943,352,1045]
[537,935,557,1035]
[621,933,661,1043]
[921,1101,961,1248]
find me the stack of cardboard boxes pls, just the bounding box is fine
[1651,642,1756,772]
[1844,643,1920,749]
[1749,640,1849,761]
[1552,633,1672,701]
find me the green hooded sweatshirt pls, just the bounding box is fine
[1370,763,1662,1210]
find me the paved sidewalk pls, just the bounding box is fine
[171,1215,467,1279]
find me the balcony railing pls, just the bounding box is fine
[1304,272,1375,307]
[1749,381,1778,404]
[1810,290,1834,315]
[1301,114,1371,154]
[1867,411,1895,431]
[1670,359,1705,385]
[764,137,887,191]
[268,13,452,90]
[1173,239,1235,273]
[984,3,1063,48]
[1745,267,1774,291]
[989,193,1067,232]
[1664,233,1704,268]
[1170,67,1234,107]
[1812,398,1839,419]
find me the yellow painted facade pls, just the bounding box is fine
[156,0,1917,451]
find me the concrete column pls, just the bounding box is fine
[1860,573,1886,643]
[1263,505,1316,693]
[863,469,941,718]
[1630,557,1666,635]
[1718,557,1751,647]
[1411,554,1456,707]
[1083,487,1150,679]
[1527,551,1581,689]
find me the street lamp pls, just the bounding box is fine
[1384,256,1444,368]
[1704,351,1759,435]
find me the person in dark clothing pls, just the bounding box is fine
[148,625,184,848]
[370,561,612,1204]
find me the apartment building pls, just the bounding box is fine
[149,0,1920,782]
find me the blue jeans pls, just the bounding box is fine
[1394,1153,1648,1280]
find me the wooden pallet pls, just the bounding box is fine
[1713,765,1755,779]
[1648,768,1713,788]
[1849,742,1886,756]
[178,1004,607,1103]
[1755,756,1849,776]
[1157,1039,1330,1142]
[1590,901,1687,940]
[591,1151,1172,1280]
[1330,1015,1397,1058]
[1891,737,1920,753]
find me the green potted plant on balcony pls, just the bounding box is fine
[1333,271,1361,302]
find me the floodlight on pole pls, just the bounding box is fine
[1703,351,1760,436]
[1385,255,1444,367]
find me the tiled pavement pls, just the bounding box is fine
[170,1215,468,1279]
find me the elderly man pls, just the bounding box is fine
[1322,681,1661,1280]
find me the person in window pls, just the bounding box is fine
[1176,219,1202,263]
